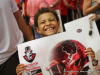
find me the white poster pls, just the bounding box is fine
[64,14,100,75]
[18,31,93,75]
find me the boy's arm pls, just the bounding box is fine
[14,11,34,41]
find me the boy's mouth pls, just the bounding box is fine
[45,27,54,31]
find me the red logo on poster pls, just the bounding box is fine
[77,29,82,33]
[23,46,36,63]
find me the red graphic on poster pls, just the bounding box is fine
[46,40,89,75]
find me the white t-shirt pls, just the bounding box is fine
[0,0,23,65]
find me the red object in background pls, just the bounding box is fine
[15,0,21,12]
[68,0,77,10]
[15,0,20,4]
[60,0,68,16]
[24,0,28,16]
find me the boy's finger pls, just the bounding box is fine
[16,66,26,72]
[89,16,93,19]
[17,64,26,67]
[85,47,93,51]
[17,64,26,69]
[17,68,26,75]
[18,67,26,71]
[91,56,95,59]
[85,49,92,52]
[85,51,94,55]
[16,66,25,72]
[89,16,95,21]
[86,53,95,56]
[17,71,22,75]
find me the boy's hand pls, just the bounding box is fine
[16,64,26,75]
[89,14,99,21]
[85,47,95,61]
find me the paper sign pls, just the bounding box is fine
[18,31,93,75]
[65,14,100,52]
[64,14,100,75]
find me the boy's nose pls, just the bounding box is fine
[46,21,51,26]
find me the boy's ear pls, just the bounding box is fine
[36,27,42,34]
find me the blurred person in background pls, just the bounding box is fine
[15,0,22,13]
[46,0,61,10]
[68,0,79,22]
[60,0,74,31]
[21,0,33,41]
[80,0,84,17]
[26,0,49,39]
[83,0,100,34]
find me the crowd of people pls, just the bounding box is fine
[16,0,86,38]
[15,0,100,38]
[0,0,100,75]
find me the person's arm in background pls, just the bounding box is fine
[77,0,81,9]
[18,2,22,8]
[26,9,30,17]
[22,0,25,16]
[77,0,80,4]
[63,0,74,8]
[39,0,49,9]
[77,0,81,6]
[26,0,30,17]
[14,11,33,41]
[83,0,100,16]
[49,0,61,8]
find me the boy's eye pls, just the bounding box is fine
[49,18,54,21]
[40,21,45,24]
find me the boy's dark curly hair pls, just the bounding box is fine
[34,7,59,27]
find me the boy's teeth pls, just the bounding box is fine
[50,28,53,30]
[47,29,50,31]
[47,28,53,31]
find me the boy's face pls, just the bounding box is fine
[36,12,60,37]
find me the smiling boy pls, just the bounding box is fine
[16,8,95,75]
[34,8,60,37]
